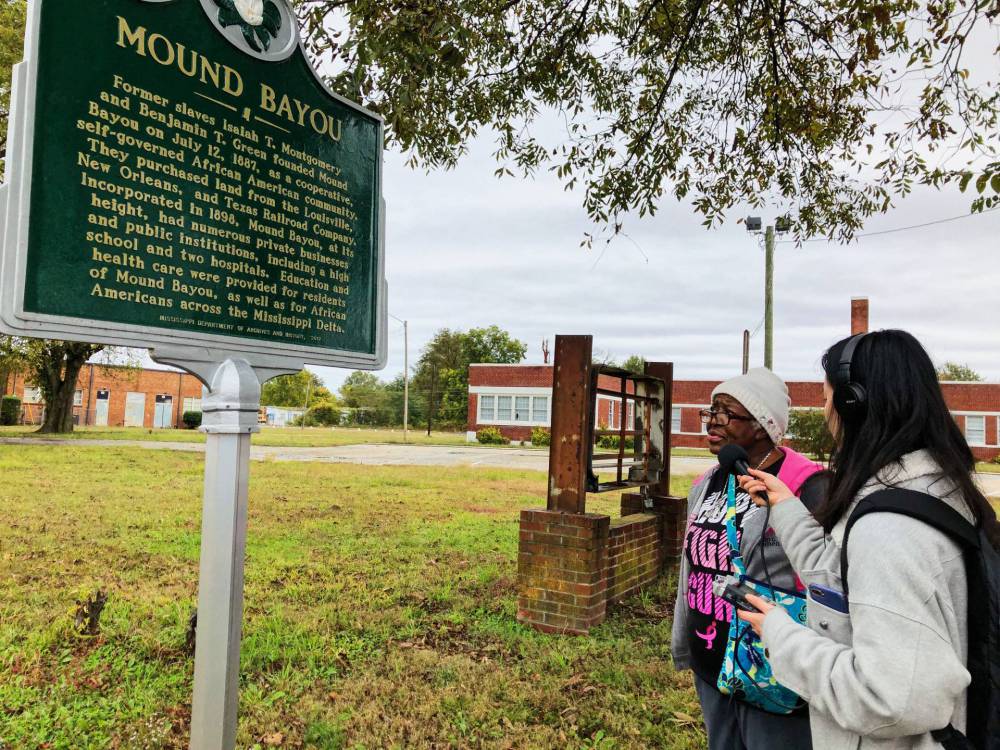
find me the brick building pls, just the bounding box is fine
[467,365,1000,461]
[4,364,204,429]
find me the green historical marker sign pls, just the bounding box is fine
[1,0,386,368]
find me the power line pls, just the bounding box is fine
[778,205,1000,244]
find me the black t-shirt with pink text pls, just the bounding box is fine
[684,457,783,686]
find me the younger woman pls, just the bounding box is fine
[738,330,1000,749]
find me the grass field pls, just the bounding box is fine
[0,426,718,459]
[0,445,703,750]
[0,426,475,448]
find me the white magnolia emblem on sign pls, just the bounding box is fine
[234,0,264,25]
[214,0,282,51]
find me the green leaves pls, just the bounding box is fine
[294,0,997,242]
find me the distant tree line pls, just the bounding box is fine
[261,325,527,431]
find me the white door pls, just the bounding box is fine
[154,395,173,429]
[95,390,110,426]
[124,392,145,427]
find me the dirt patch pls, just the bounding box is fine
[463,505,506,515]
[395,623,521,665]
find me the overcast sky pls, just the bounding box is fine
[305,132,1000,393]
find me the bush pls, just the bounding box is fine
[181,411,202,429]
[992,453,1000,465]
[1,395,21,426]
[787,409,835,462]
[307,402,341,426]
[476,426,509,445]
[530,427,551,446]
[596,434,635,450]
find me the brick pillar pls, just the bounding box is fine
[621,493,687,571]
[517,509,609,635]
[851,297,869,335]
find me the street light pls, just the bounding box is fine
[389,314,409,443]
[746,216,791,370]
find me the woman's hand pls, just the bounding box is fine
[738,468,795,508]
[736,593,776,637]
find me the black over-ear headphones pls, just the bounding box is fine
[833,333,868,421]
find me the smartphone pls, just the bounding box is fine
[712,575,769,613]
[807,584,849,614]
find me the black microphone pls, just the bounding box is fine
[718,444,769,503]
[718,444,751,476]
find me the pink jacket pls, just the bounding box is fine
[695,446,823,493]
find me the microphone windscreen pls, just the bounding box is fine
[718,444,751,476]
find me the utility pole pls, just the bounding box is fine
[746,216,787,371]
[742,330,750,375]
[764,224,774,370]
[402,319,409,443]
[389,314,409,442]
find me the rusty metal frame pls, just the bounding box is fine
[546,335,593,513]
[586,365,665,494]
[546,335,671,513]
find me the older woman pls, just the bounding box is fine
[671,368,824,750]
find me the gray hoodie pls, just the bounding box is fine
[762,450,973,749]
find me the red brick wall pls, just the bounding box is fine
[517,495,685,635]
[517,510,610,635]
[606,514,662,605]
[940,383,1000,411]
[467,393,478,432]
[469,365,553,388]
[8,365,203,429]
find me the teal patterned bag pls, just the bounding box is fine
[715,475,808,714]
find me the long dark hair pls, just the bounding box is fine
[818,329,1000,547]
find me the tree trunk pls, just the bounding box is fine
[35,342,101,434]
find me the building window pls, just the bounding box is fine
[479,395,495,421]
[477,393,550,425]
[514,396,530,422]
[532,396,548,423]
[183,397,202,413]
[965,415,986,446]
[73,390,83,406]
[672,406,682,433]
[497,396,512,421]
[22,386,41,404]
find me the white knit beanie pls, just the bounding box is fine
[711,368,790,446]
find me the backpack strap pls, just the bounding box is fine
[840,487,979,600]
[930,726,975,750]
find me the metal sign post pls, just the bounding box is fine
[148,349,301,749]
[1,2,387,747]
[191,358,260,748]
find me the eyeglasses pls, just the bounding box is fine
[698,408,756,426]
